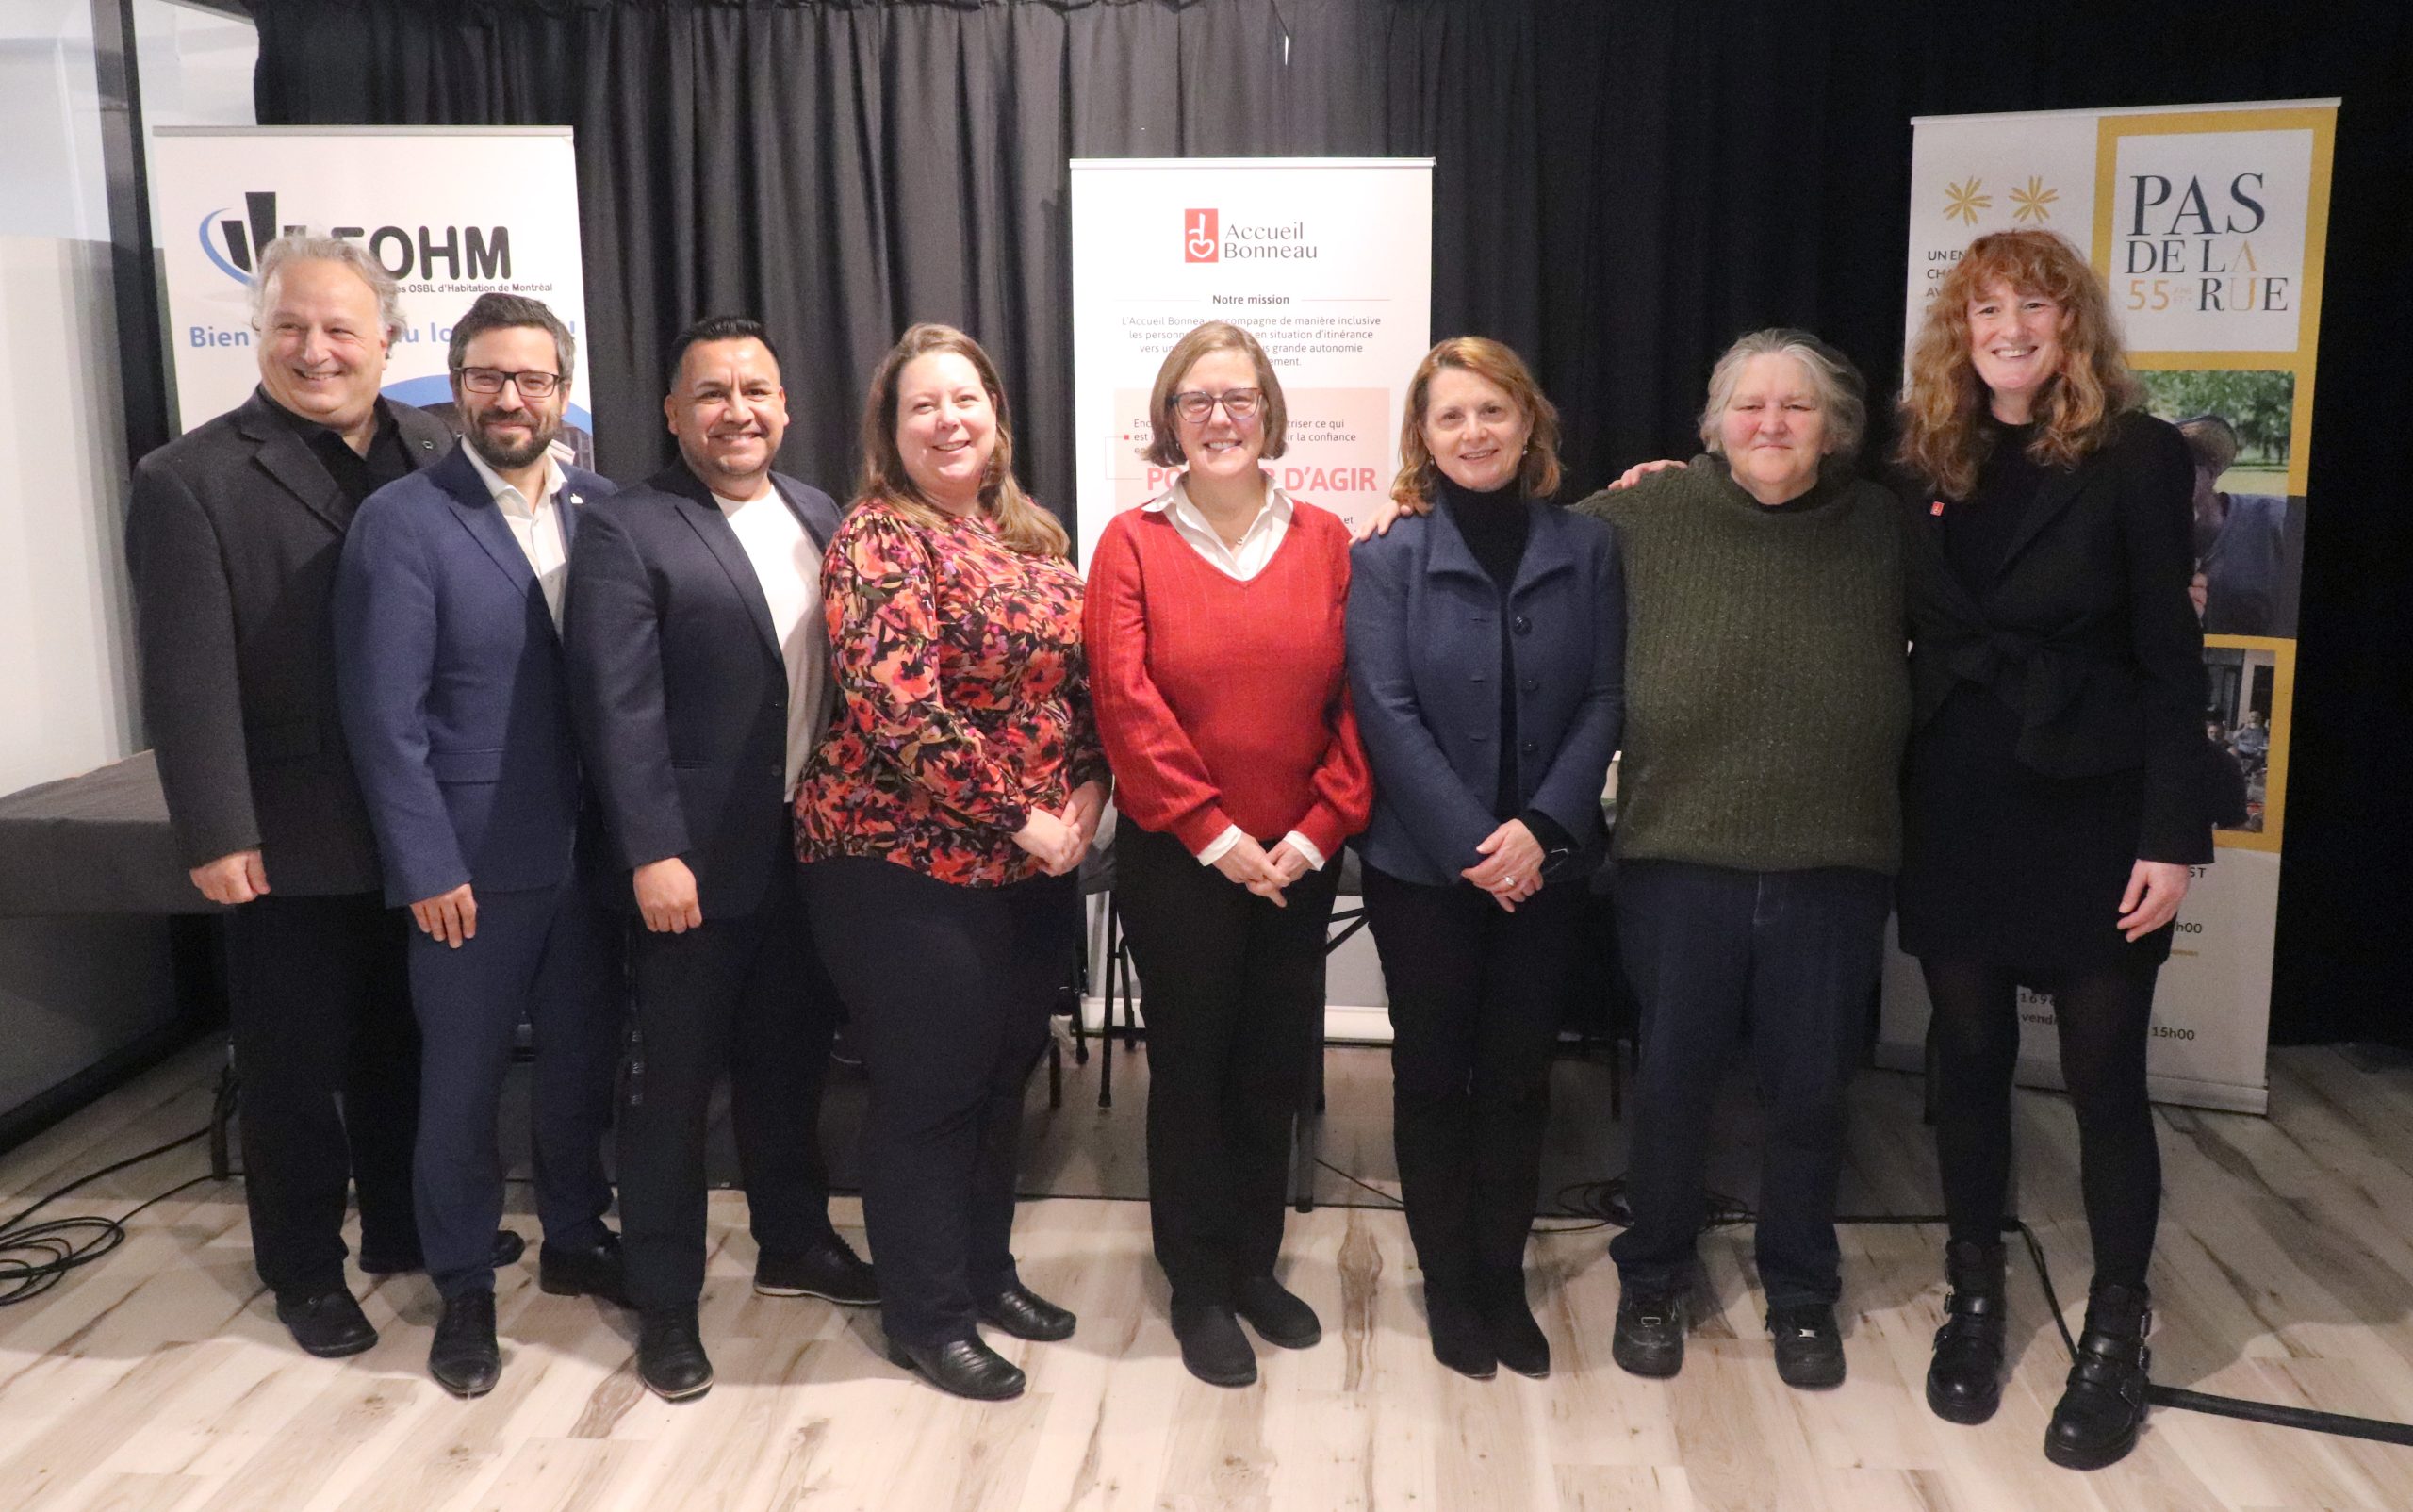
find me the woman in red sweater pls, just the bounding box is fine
[1082,320,1371,1388]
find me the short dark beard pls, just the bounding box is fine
[469,418,554,471]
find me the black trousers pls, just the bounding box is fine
[1607,860,1892,1308]
[1114,823,1341,1305]
[801,858,1077,1348]
[222,891,420,1296]
[617,863,840,1311]
[406,878,621,1298]
[1361,863,1584,1298]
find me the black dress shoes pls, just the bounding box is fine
[274,1288,378,1358]
[360,1229,527,1277]
[1423,1286,1498,1381]
[754,1237,879,1307]
[636,1307,714,1401]
[1171,1301,1256,1388]
[977,1282,1076,1341]
[538,1230,629,1307]
[429,1290,501,1397]
[886,1335,1027,1401]
[1234,1274,1321,1350]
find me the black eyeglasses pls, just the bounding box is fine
[457,367,563,398]
[1171,387,1263,423]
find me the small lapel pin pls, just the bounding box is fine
[1929,500,1946,517]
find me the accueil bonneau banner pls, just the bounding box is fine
[150,127,594,442]
[1881,100,2337,1114]
[1065,157,1432,1042]
[1066,158,1434,564]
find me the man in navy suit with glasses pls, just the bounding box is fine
[334,292,626,1396]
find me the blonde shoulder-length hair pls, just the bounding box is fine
[856,322,1070,559]
[1896,228,2142,499]
[1389,337,1563,507]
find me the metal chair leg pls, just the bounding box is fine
[209,1057,238,1180]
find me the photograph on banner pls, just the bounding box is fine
[2139,370,2305,641]
[149,126,594,454]
[1067,158,1434,566]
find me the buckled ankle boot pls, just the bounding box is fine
[2044,1283,2152,1470]
[1926,1239,2009,1425]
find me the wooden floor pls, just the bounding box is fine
[4,1038,2413,1511]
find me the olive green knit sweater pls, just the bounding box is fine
[1573,458,1909,873]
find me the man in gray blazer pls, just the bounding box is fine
[124,233,495,1357]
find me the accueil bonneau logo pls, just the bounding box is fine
[1182,208,1321,263]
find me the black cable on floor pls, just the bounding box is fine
[0,1126,215,1306]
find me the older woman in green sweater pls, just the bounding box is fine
[1576,329,1907,1390]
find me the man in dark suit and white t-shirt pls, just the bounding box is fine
[565,316,875,1402]
[124,234,474,1357]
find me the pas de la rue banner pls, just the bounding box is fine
[1882,100,2336,1114]
[149,127,595,446]
[1066,158,1434,566]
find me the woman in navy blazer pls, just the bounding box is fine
[1896,230,2213,1471]
[1346,337,1623,1381]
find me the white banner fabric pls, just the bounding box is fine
[1066,157,1433,565]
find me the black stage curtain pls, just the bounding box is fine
[252,0,2413,1051]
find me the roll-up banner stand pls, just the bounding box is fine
[1068,157,1434,1040]
[149,127,593,444]
[1883,101,2338,1114]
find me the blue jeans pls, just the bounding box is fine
[1607,860,1891,1308]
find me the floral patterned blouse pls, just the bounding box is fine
[796,497,1110,887]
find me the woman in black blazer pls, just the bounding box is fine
[1896,229,2211,1471]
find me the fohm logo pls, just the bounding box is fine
[198,190,514,286]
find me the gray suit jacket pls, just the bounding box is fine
[125,386,452,895]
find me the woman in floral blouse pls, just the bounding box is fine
[796,323,1109,1403]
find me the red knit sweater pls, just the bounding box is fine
[1083,500,1372,861]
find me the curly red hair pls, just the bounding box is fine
[1896,229,2141,499]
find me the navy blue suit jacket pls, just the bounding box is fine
[1346,499,1626,887]
[563,461,844,919]
[334,441,616,906]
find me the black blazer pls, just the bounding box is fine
[1903,410,2213,863]
[125,387,452,895]
[564,459,844,918]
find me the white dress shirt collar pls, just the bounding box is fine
[1143,476,1293,582]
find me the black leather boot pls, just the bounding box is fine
[2044,1283,2152,1470]
[1926,1239,2008,1424]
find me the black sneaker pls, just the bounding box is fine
[1768,1302,1846,1389]
[1611,1285,1686,1378]
[273,1288,377,1358]
[754,1237,878,1306]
